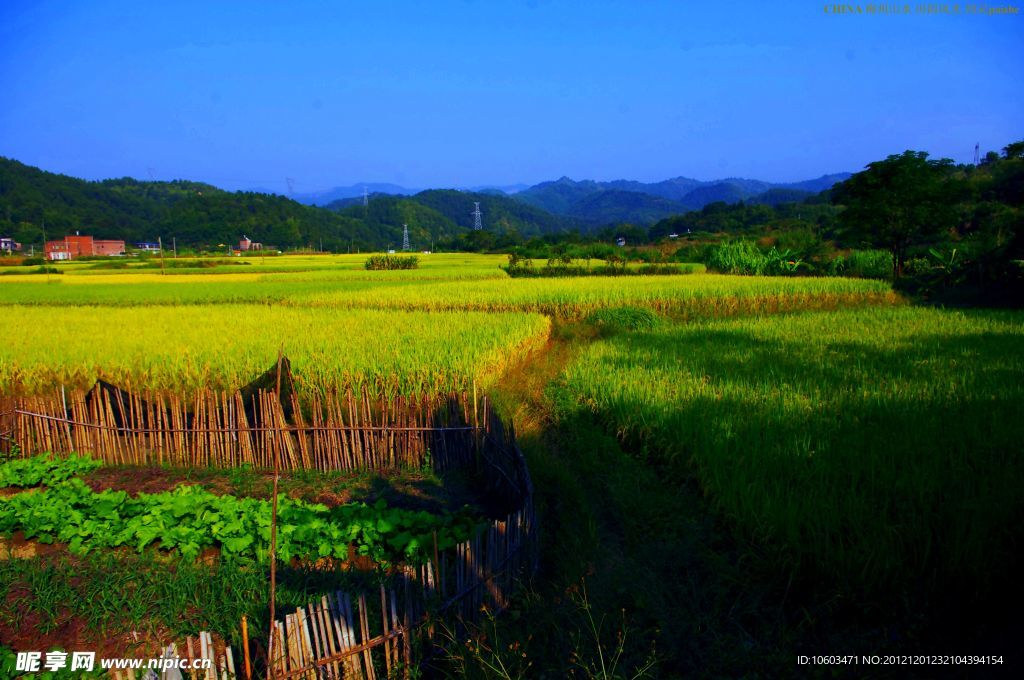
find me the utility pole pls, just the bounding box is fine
[41,217,49,282]
[173,236,177,258]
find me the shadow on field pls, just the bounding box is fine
[566,318,1024,674]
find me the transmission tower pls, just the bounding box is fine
[363,186,369,207]
[472,202,483,231]
[973,143,980,165]
[286,177,295,194]
[402,224,410,251]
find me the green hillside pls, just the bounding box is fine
[0,159,464,252]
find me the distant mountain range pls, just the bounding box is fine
[290,183,419,206]
[513,173,851,224]
[293,173,850,225]
[291,182,531,206]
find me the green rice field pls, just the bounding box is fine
[563,306,1024,597]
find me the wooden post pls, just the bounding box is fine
[267,349,284,678]
[241,615,252,680]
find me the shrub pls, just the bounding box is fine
[364,255,419,270]
[0,266,61,276]
[705,241,769,275]
[845,249,892,279]
[503,263,704,278]
[903,257,931,277]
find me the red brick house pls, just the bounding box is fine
[45,234,125,260]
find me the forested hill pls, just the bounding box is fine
[326,189,580,249]
[0,158,505,251]
[403,189,580,235]
[0,158,588,251]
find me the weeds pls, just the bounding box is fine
[433,581,656,680]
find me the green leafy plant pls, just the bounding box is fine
[0,478,482,566]
[0,453,101,488]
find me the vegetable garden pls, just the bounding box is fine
[0,379,536,677]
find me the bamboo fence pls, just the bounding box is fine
[1,385,485,474]
[262,411,535,679]
[0,372,537,679]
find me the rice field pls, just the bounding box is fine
[0,266,896,318]
[0,278,401,306]
[298,274,895,317]
[0,253,899,404]
[0,306,551,397]
[0,252,509,282]
[4,250,1022,669]
[562,306,1024,598]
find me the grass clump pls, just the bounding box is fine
[365,254,419,270]
[585,306,662,333]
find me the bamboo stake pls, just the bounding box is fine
[240,615,252,680]
[357,593,376,680]
[267,350,284,679]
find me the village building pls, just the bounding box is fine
[45,234,126,260]
[238,235,263,252]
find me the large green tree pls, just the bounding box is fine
[831,150,959,279]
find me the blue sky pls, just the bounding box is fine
[1,1,1021,192]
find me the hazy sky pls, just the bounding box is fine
[1,1,1021,192]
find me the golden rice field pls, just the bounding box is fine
[0,252,509,282]
[1,255,894,319]
[0,306,551,397]
[0,253,901,398]
[297,274,895,317]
